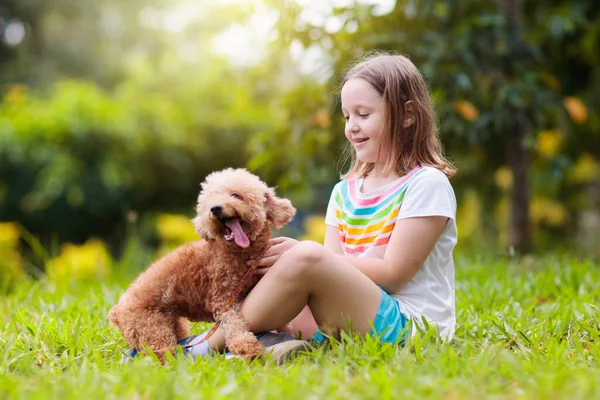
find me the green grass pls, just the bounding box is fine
[1,254,599,399]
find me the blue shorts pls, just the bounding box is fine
[313,287,409,344]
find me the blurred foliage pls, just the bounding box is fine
[260,0,600,253]
[0,59,274,248]
[0,0,254,86]
[0,0,599,262]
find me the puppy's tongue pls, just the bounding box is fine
[225,218,250,248]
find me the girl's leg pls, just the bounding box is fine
[288,306,317,339]
[208,241,382,351]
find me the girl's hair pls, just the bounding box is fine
[340,51,456,179]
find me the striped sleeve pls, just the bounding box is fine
[324,182,342,227]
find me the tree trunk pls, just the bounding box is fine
[506,118,531,253]
[496,0,532,253]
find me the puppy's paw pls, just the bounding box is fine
[227,332,264,357]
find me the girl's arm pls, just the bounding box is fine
[334,216,448,293]
[323,224,345,254]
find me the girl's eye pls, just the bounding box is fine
[231,193,242,200]
[359,113,370,118]
[343,116,349,122]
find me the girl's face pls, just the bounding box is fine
[341,78,388,167]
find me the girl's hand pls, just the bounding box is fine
[248,236,298,274]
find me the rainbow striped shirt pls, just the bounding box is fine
[325,167,426,257]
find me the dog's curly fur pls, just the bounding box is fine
[108,168,296,361]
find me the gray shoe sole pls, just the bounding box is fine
[261,339,311,365]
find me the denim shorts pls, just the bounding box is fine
[312,287,409,344]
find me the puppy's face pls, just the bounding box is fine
[192,168,296,248]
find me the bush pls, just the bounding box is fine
[0,76,261,250]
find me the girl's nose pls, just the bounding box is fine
[346,119,359,133]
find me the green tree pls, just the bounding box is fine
[257,0,600,253]
[0,1,273,248]
[0,0,253,87]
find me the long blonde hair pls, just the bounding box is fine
[340,52,456,179]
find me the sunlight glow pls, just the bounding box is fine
[139,0,395,69]
[3,19,26,46]
[211,5,278,67]
[139,2,203,33]
[211,0,395,70]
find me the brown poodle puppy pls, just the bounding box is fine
[108,168,296,362]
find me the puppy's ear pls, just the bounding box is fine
[192,215,213,240]
[265,189,296,229]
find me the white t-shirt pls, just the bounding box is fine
[324,166,457,340]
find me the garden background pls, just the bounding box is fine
[0,1,599,399]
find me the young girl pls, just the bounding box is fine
[181,52,458,361]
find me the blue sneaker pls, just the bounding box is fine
[120,336,199,363]
[120,347,138,364]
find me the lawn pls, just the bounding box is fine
[1,254,599,399]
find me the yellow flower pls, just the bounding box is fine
[46,239,111,283]
[0,222,25,289]
[456,190,481,241]
[299,215,327,244]
[568,153,600,184]
[563,97,588,125]
[536,130,561,158]
[530,197,568,227]
[314,108,331,128]
[0,222,20,246]
[3,83,28,105]
[455,100,479,121]
[156,213,198,247]
[494,166,513,191]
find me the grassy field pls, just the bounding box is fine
[1,253,599,399]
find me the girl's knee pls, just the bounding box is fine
[287,240,327,266]
[275,241,327,280]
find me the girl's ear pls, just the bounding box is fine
[265,189,296,229]
[402,100,416,128]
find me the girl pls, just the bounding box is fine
[183,52,458,362]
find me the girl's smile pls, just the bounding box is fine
[340,78,388,165]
